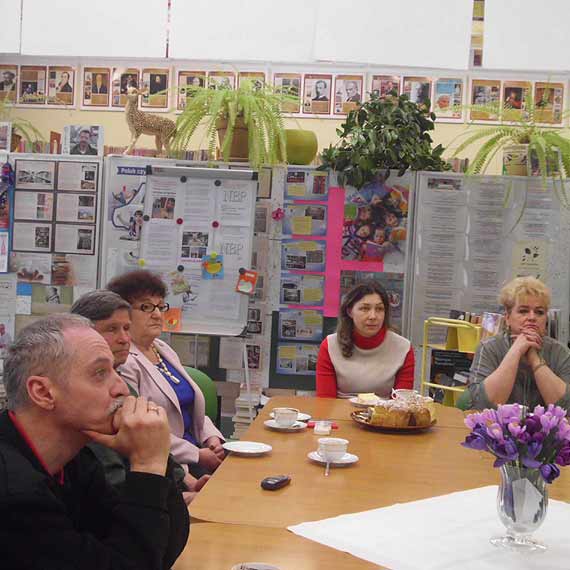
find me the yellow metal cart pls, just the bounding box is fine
[420,317,482,407]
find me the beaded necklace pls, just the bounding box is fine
[152,345,180,384]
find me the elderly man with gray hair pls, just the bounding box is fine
[0,314,189,570]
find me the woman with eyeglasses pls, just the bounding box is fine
[107,270,225,476]
[316,280,415,398]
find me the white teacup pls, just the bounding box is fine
[392,389,420,402]
[317,437,349,462]
[273,407,299,427]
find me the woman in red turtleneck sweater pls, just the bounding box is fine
[316,280,415,398]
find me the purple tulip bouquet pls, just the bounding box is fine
[462,403,570,550]
[462,403,570,482]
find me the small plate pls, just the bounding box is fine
[351,410,437,432]
[269,411,311,422]
[307,450,359,466]
[222,441,272,456]
[349,396,382,407]
[264,419,307,432]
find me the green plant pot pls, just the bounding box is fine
[285,129,318,165]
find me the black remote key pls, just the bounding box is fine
[261,475,291,490]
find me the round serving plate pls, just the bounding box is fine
[350,410,437,432]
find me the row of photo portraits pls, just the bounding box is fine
[0,63,565,123]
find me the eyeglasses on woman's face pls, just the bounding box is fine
[135,302,170,313]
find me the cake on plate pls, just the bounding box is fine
[368,399,432,428]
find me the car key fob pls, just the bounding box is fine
[261,475,291,490]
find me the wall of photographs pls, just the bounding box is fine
[0,57,568,127]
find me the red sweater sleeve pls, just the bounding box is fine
[393,345,415,390]
[316,338,338,398]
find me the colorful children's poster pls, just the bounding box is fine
[342,178,409,262]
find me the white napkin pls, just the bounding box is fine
[288,486,570,570]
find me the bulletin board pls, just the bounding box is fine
[100,157,258,336]
[408,172,570,347]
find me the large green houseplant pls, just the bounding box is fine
[319,92,449,189]
[171,80,295,168]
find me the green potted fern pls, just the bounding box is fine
[450,88,570,183]
[0,97,44,152]
[171,80,296,168]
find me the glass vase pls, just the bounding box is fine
[490,464,548,552]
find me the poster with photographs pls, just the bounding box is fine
[303,74,332,115]
[433,78,463,119]
[112,68,140,108]
[276,342,318,375]
[82,67,110,107]
[12,222,52,253]
[278,309,323,341]
[370,75,401,98]
[62,125,103,156]
[56,194,96,223]
[180,231,208,260]
[208,71,235,90]
[177,71,206,110]
[534,82,564,125]
[340,270,405,332]
[238,71,265,90]
[342,178,409,262]
[9,252,51,283]
[14,191,54,222]
[285,170,328,199]
[503,81,531,121]
[280,272,325,306]
[54,224,95,255]
[403,76,431,107]
[15,160,56,191]
[282,203,327,236]
[0,65,17,102]
[47,66,75,106]
[334,75,363,115]
[57,161,98,192]
[0,179,9,229]
[470,79,501,121]
[246,305,265,336]
[0,122,11,152]
[281,239,326,272]
[19,66,46,105]
[141,68,169,109]
[273,73,301,113]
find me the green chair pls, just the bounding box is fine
[184,366,221,428]
[455,388,473,411]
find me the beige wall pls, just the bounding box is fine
[10,107,504,175]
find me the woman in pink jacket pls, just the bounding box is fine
[108,270,225,476]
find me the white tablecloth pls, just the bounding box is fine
[288,486,570,570]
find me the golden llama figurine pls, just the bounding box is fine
[123,86,176,157]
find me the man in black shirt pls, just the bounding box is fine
[0,314,189,570]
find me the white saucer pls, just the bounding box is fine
[307,451,359,466]
[269,411,311,422]
[349,396,381,407]
[264,419,307,432]
[222,441,272,456]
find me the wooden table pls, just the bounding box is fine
[173,523,381,570]
[258,395,469,429]
[191,396,570,528]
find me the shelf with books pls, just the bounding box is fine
[420,317,482,407]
